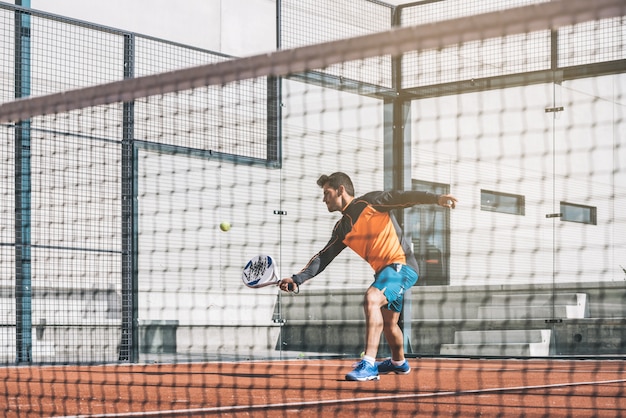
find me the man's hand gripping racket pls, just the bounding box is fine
[242,255,299,294]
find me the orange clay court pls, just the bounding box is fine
[2,358,626,417]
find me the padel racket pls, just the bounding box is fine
[242,255,298,293]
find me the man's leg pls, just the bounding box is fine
[377,308,411,375]
[365,264,415,377]
[362,286,388,359]
[381,308,404,361]
[345,286,387,381]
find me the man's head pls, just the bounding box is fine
[317,172,354,212]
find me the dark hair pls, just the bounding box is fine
[317,172,355,197]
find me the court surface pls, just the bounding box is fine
[3,357,626,417]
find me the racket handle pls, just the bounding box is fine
[286,281,299,294]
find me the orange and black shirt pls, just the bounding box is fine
[292,190,439,285]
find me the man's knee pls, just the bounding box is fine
[364,286,388,308]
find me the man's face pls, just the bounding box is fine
[322,183,343,212]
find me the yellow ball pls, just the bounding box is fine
[219,222,231,232]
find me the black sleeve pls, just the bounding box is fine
[292,224,347,285]
[364,190,440,211]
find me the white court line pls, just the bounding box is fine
[57,378,626,418]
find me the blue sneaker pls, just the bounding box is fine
[345,359,380,381]
[376,359,411,375]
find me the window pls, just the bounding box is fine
[408,180,451,286]
[481,190,525,215]
[560,202,597,225]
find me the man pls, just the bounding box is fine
[279,172,457,381]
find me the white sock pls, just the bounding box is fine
[362,355,376,366]
[391,359,406,366]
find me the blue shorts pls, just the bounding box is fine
[371,263,418,313]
